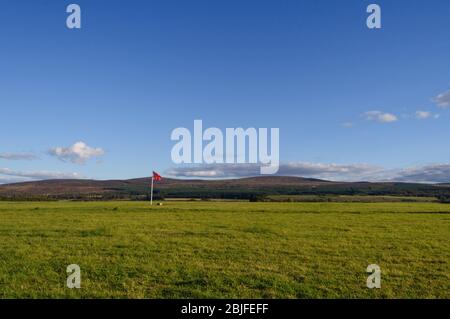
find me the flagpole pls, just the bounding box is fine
[150,176,154,205]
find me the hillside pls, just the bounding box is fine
[1,176,450,200]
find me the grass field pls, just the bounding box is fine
[267,195,439,202]
[0,201,449,298]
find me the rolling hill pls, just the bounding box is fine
[1,176,450,200]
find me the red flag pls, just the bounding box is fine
[152,171,162,181]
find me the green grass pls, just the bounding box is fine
[268,195,439,202]
[0,201,449,298]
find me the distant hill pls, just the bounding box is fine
[0,176,449,200]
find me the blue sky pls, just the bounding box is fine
[1,0,450,183]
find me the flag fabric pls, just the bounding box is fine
[153,171,162,181]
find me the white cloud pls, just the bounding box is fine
[0,176,28,184]
[0,152,37,160]
[364,111,398,123]
[167,164,261,179]
[166,162,450,183]
[166,162,384,182]
[279,162,384,181]
[433,89,450,108]
[0,168,83,184]
[393,164,450,183]
[49,141,105,164]
[415,111,440,120]
[0,168,82,180]
[415,111,431,119]
[340,122,354,128]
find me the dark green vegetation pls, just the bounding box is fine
[1,176,450,201]
[0,201,449,298]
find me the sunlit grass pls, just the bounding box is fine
[0,201,449,298]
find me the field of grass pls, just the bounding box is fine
[268,195,439,202]
[0,201,449,298]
